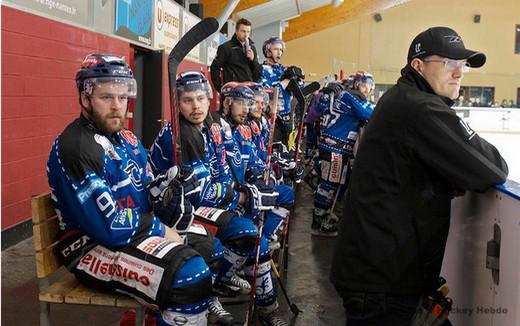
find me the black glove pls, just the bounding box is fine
[291,162,304,184]
[148,167,198,231]
[321,82,344,96]
[280,66,304,82]
[151,179,194,232]
[241,183,278,213]
[245,168,264,185]
[148,166,201,202]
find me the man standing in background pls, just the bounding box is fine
[210,18,263,92]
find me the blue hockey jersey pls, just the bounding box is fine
[149,120,241,211]
[318,90,374,156]
[47,116,165,248]
[258,63,292,128]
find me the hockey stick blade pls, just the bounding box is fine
[168,17,219,90]
[302,81,320,97]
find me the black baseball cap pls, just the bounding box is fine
[407,27,486,68]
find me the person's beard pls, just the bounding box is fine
[89,105,127,134]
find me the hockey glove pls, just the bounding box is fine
[321,82,344,96]
[242,183,278,213]
[148,166,201,204]
[151,179,194,232]
[280,66,304,82]
[271,152,296,170]
[292,162,304,184]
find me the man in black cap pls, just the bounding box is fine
[330,26,508,325]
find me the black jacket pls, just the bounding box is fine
[210,34,263,91]
[330,65,508,296]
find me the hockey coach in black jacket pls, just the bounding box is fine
[330,26,508,325]
[210,18,263,92]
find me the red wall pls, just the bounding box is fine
[1,6,131,229]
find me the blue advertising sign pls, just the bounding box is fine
[115,0,153,46]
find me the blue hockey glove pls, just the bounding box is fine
[241,183,278,213]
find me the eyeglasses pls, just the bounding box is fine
[422,59,471,73]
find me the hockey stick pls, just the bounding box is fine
[168,17,219,165]
[244,87,280,326]
[270,260,302,316]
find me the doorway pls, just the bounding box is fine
[132,48,163,149]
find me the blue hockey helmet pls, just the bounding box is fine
[262,36,285,57]
[75,54,137,97]
[221,84,255,113]
[351,70,375,91]
[241,81,269,109]
[176,71,213,99]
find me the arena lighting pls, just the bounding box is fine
[332,0,344,8]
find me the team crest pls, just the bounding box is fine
[250,120,261,136]
[119,129,138,147]
[237,125,252,140]
[210,123,222,144]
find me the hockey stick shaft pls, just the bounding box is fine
[270,260,302,315]
[168,17,219,166]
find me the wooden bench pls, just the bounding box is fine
[31,193,145,326]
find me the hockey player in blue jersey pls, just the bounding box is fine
[242,82,271,162]
[258,37,304,148]
[47,54,214,325]
[312,71,375,237]
[218,83,295,238]
[149,72,292,326]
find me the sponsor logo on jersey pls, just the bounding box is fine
[77,178,105,203]
[203,183,222,204]
[111,209,133,230]
[77,246,164,300]
[329,153,342,183]
[120,129,138,147]
[137,236,182,259]
[95,134,121,161]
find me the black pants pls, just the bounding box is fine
[341,291,420,326]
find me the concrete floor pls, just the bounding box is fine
[1,185,345,325]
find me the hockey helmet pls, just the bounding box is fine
[262,36,285,57]
[351,70,375,91]
[176,71,213,100]
[75,54,137,97]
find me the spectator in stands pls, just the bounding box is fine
[210,18,263,92]
[330,26,508,326]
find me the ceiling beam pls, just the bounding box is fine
[283,0,412,41]
[199,0,270,19]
